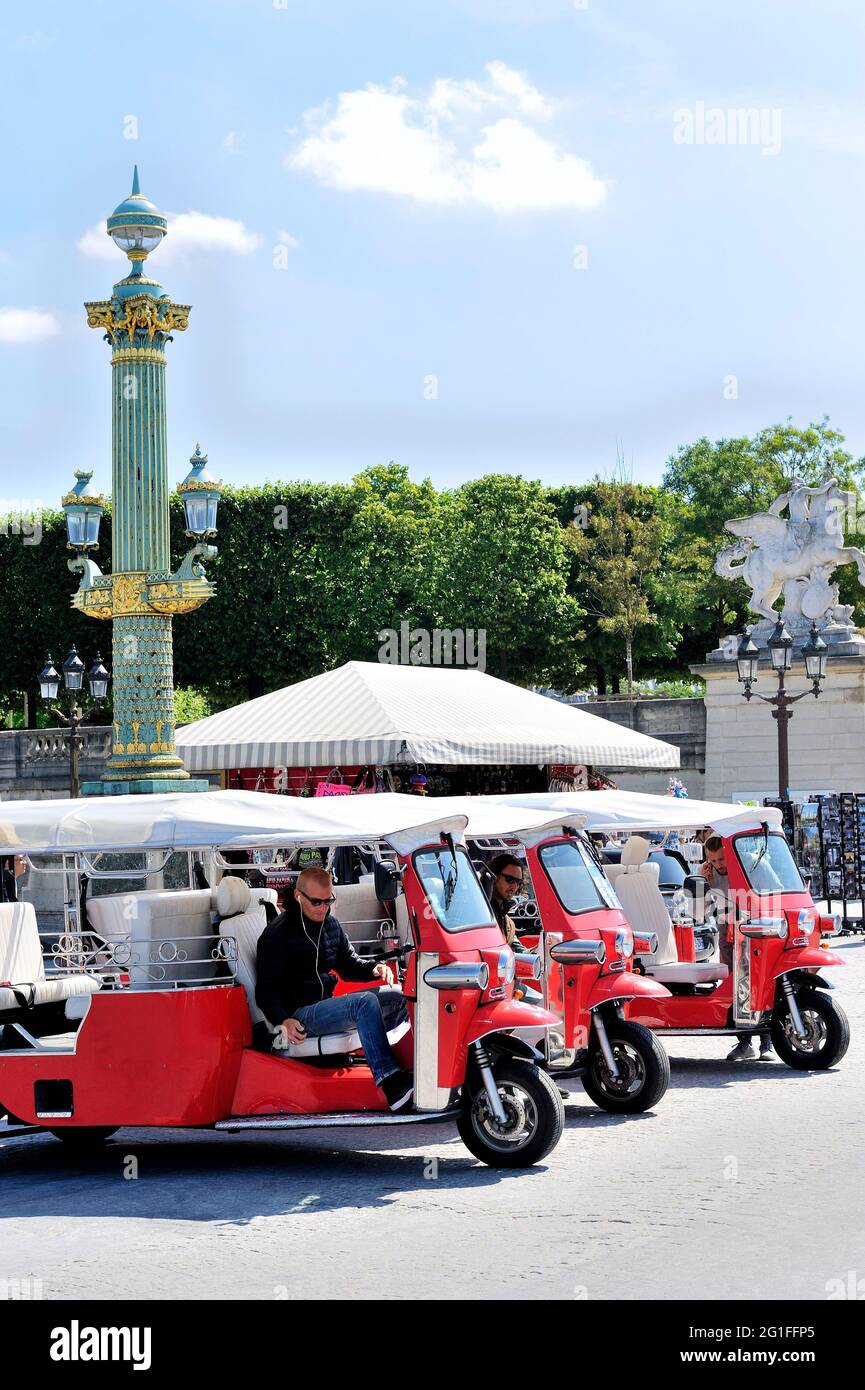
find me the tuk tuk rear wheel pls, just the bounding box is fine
[770,990,850,1070]
[48,1127,119,1147]
[582,1020,670,1113]
[457,1059,564,1168]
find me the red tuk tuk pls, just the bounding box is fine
[480,791,849,1072]
[0,791,566,1168]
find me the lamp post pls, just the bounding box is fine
[736,618,829,799]
[38,650,112,799]
[68,167,222,795]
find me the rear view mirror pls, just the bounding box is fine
[375,860,404,901]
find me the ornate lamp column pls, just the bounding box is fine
[71,168,220,795]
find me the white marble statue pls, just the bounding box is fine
[714,476,864,634]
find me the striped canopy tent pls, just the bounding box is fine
[175,661,680,773]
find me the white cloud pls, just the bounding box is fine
[222,131,242,154]
[77,211,262,263]
[0,308,61,344]
[277,230,300,249]
[286,61,609,213]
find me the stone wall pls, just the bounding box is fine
[696,653,865,801]
[583,696,707,796]
[0,726,111,801]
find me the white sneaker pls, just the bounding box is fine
[726,1040,757,1061]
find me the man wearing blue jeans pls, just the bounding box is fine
[255,866,413,1111]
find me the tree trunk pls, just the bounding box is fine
[625,636,634,698]
[611,672,621,695]
[595,663,607,696]
[499,648,509,681]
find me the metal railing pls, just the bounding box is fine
[41,931,238,990]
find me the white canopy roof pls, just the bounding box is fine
[480,790,783,837]
[175,662,680,771]
[0,789,568,856]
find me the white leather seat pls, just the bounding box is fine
[613,838,728,986]
[86,888,218,988]
[0,902,101,1015]
[217,877,408,1057]
[332,882,388,951]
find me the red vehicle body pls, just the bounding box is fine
[472,832,673,1113]
[0,830,566,1169]
[620,828,849,1068]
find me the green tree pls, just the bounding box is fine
[565,480,663,696]
[438,475,583,687]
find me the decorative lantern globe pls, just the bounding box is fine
[767,617,794,673]
[106,165,168,267]
[803,623,828,684]
[178,444,222,539]
[62,470,105,551]
[87,653,112,701]
[736,630,759,685]
[38,655,61,702]
[62,646,86,693]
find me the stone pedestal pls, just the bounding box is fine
[693,652,865,801]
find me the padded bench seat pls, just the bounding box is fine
[643,962,729,985]
[0,902,101,1019]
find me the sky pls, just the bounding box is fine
[1,0,864,506]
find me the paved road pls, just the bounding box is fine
[2,937,863,1301]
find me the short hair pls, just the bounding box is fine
[489,854,523,879]
[296,866,333,895]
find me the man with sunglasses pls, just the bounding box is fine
[486,854,529,951]
[255,866,413,1111]
[701,834,775,1063]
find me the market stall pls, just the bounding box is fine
[175,661,680,796]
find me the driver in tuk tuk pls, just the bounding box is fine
[701,833,775,1063]
[485,854,529,952]
[255,867,414,1111]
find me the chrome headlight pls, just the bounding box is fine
[497,946,516,985]
[739,918,787,939]
[615,928,634,959]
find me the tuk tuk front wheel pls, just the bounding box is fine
[770,990,850,1070]
[582,1020,670,1113]
[48,1127,119,1147]
[457,1059,564,1168]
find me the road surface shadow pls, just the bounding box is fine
[0,1126,553,1223]
[665,1056,839,1090]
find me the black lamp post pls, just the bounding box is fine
[38,648,112,799]
[736,618,829,799]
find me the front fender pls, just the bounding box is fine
[774,946,846,978]
[589,971,672,1007]
[464,999,559,1049]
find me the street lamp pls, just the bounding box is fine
[72,167,220,795]
[38,648,112,799]
[736,619,829,799]
[61,471,104,552]
[177,444,222,539]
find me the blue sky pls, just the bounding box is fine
[1,0,864,505]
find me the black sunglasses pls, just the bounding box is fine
[298,889,336,907]
[498,872,524,886]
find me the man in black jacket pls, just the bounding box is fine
[255,866,413,1111]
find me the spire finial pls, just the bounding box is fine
[131,165,140,196]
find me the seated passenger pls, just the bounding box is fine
[255,866,413,1111]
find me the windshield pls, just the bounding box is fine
[540,839,620,914]
[733,832,804,894]
[414,846,497,933]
